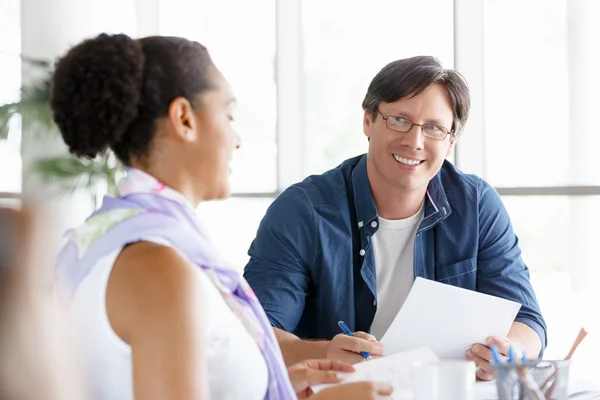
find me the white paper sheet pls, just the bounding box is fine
[310,347,439,396]
[380,277,522,359]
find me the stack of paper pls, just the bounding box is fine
[310,347,439,396]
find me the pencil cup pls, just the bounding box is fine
[492,359,571,400]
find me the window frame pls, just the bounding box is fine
[454,0,600,197]
[453,0,600,294]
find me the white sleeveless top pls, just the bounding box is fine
[69,238,269,400]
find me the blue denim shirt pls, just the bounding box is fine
[244,155,547,354]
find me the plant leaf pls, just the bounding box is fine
[21,78,51,104]
[0,103,17,140]
[30,153,125,198]
[20,56,52,70]
[0,120,10,140]
[13,58,126,199]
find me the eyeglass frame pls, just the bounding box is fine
[377,110,455,140]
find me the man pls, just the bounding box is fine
[243,56,546,381]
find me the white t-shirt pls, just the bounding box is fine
[369,206,424,340]
[69,238,269,400]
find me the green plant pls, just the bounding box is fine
[0,57,123,201]
[0,58,53,140]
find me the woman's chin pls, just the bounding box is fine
[199,176,231,202]
[213,184,232,201]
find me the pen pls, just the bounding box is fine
[515,349,545,400]
[490,344,503,365]
[489,344,506,383]
[508,345,516,364]
[337,321,372,361]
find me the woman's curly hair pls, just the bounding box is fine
[50,33,215,164]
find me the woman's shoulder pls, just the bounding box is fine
[107,241,205,342]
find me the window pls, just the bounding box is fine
[456,0,600,272]
[197,198,273,268]
[456,0,600,376]
[502,196,600,274]
[474,0,600,274]
[483,0,600,187]
[0,0,22,195]
[302,0,455,176]
[157,0,280,267]
[159,0,277,194]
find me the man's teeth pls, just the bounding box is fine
[393,155,422,166]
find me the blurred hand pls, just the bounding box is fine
[287,359,355,399]
[325,332,384,364]
[466,336,514,381]
[312,381,394,400]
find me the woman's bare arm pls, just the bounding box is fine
[107,241,210,400]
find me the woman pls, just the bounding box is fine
[52,33,393,400]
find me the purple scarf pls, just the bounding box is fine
[55,168,296,399]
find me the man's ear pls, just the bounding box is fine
[167,97,197,141]
[363,110,374,139]
[446,135,457,157]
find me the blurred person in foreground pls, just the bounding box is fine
[0,205,87,400]
[51,33,392,400]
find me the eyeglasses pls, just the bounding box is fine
[378,110,454,140]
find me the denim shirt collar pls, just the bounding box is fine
[351,155,452,233]
[420,170,452,231]
[351,155,378,230]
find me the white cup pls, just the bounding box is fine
[412,360,476,400]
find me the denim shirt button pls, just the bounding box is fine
[371,221,378,228]
[359,249,365,256]
[373,300,377,306]
[358,221,364,228]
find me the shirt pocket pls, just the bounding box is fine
[436,256,477,289]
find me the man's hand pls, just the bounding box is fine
[287,359,355,399]
[325,332,384,364]
[466,322,542,381]
[466,336,513,381]
[273,328,384,366]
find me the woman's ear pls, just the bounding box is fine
[168,97,197,142]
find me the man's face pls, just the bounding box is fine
[364,83,456,194]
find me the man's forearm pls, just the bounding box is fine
[508,321,542,359]
[273,327,329,366]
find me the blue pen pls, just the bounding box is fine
[490,344,502,366]
[489,344,506,382]
[508,345,516,364]
[337,321,372,361]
